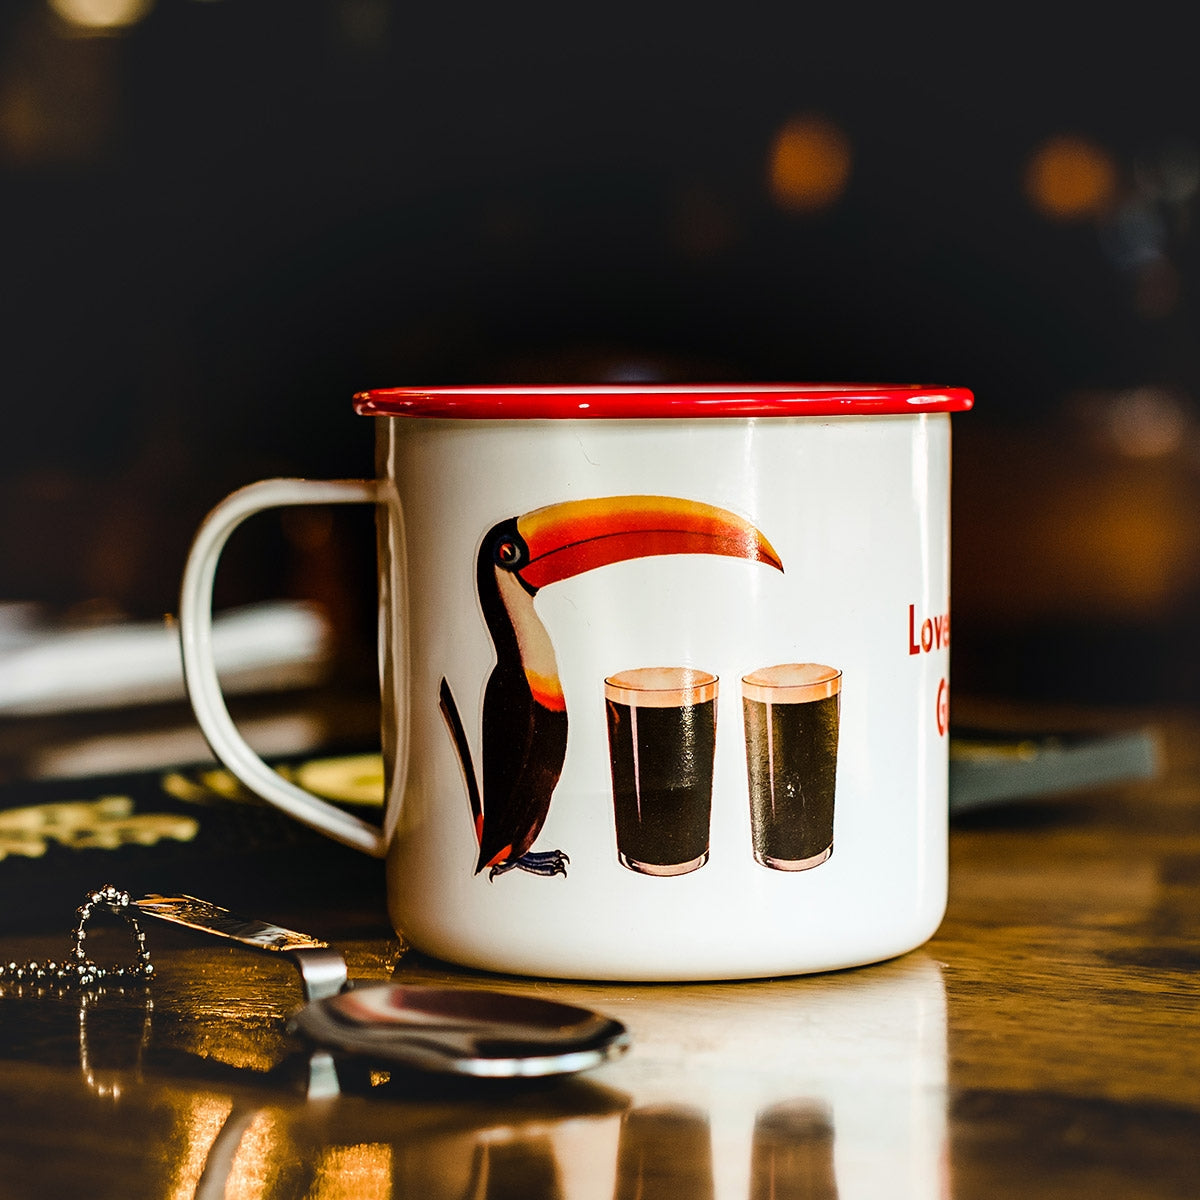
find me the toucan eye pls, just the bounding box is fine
[496,540,522,567]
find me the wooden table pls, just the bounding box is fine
[0,708,1196,1199]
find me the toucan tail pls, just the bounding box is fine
[438,677,483,840]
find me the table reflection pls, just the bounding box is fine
[572,952,947,1200]
[218,950,944,1200]
[1,948,945,1199]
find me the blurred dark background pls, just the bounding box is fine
[3,0,1199,708]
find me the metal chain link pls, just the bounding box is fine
[0,883,153,989]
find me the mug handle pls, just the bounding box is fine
[178,478,387,857]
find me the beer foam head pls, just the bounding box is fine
[741,663,842,705]
[604,666,718,707]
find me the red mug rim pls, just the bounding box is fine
[352,383,974,420]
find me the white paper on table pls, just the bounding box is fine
[0,601,332,717]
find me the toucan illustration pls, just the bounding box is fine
[439,495,784,879]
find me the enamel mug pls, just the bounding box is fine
[179,384,973,980]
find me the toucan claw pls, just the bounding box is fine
[489,849,570,881]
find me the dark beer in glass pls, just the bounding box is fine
[742,663,841,870]
[605,667,718,875]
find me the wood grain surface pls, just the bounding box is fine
[1,709,1197,1199]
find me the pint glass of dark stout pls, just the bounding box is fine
[742,663,841,870]
[604,667,718,876]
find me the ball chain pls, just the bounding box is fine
[0,883,153,990]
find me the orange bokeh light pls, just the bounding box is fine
[768,115,852,213]
[1025,135,1118,220]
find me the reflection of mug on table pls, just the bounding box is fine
[616,1106,714,1200]
[605,668,718,876]
[750,1100,838,1200]
[742,664,841,871]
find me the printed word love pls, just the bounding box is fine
[908,604,950,655]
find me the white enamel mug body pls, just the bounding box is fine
[179,384,973,980]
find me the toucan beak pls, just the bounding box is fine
[514,495,784,591]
